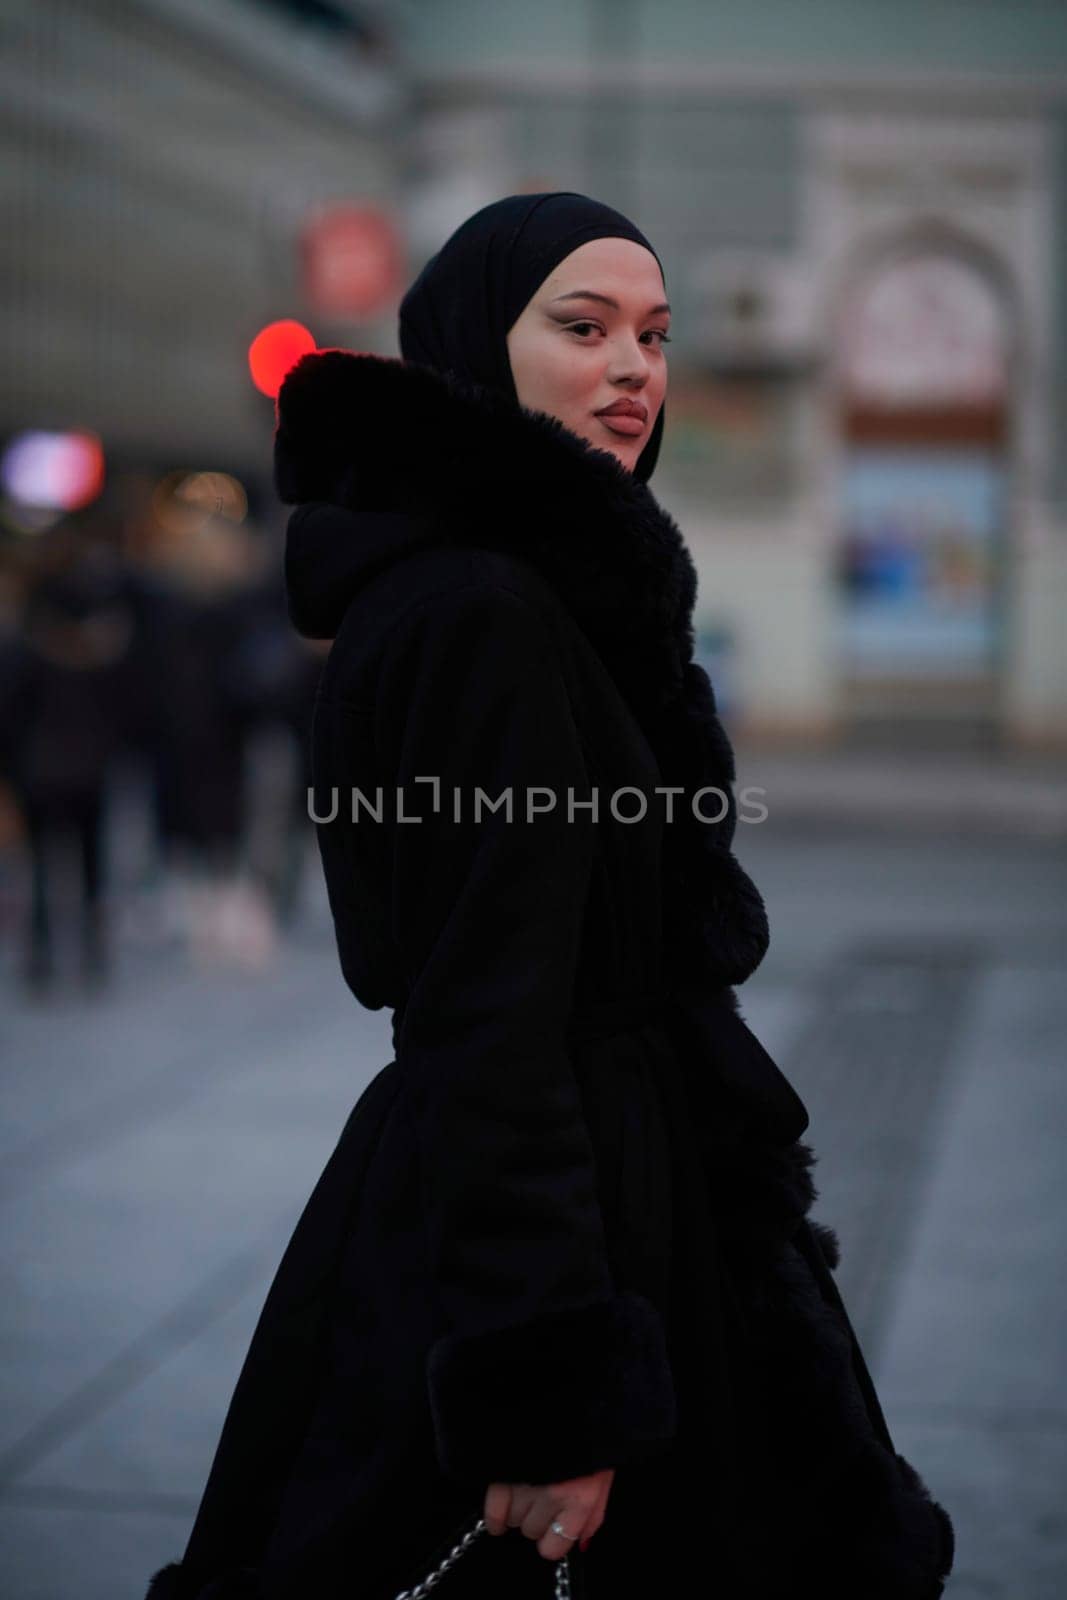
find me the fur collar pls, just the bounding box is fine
[275,350,769,993]
[276,350,692,714]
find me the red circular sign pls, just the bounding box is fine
[301,207,403,317]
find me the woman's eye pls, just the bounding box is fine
[565,321,671,345]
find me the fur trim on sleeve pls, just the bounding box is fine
[426,1289,677,1488]
[145,1563,187,1599]
[145,1563,261,1599]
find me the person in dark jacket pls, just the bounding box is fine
[1,550,136,989]
[146,193,954,1600]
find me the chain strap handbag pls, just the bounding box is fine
[392,1515,575,1598]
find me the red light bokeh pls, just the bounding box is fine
[248,320,317,398]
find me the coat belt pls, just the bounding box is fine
[391,990,669,1055]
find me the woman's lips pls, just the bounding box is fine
[596,413,646,438]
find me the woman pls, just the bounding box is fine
[146,193,954,1599]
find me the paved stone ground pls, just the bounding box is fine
[733,738,1067,840]
[741,821,1067,1600]
[0,790,1064,1597]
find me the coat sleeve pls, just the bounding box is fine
[374,578,677,1491]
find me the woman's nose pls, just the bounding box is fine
[607,338,651,385]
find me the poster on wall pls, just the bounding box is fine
[835,447,1002,678]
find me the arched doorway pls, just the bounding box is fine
[832,246,1013,739]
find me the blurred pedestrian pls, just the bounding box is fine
[0,548,135,990]
[214,567,322,926]
[129,519,266,969]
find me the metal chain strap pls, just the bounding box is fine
[393,1516,573,1598]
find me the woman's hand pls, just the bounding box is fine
[483,1467,615,1561]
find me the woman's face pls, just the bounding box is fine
[505,236,670,473]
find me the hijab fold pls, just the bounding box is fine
[398,191,667,483]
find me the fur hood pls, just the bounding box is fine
[274,349,770,993]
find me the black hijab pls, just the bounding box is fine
[398,191,667,484]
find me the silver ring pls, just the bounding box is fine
[550,1520,578,1540]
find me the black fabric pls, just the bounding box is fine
[276,349,772,1005]
[398,190,667,483]
[142,289,955,1597]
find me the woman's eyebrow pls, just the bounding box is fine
[550,290,671,316]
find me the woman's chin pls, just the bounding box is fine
[608,442,639,473]
[579,432,638,472]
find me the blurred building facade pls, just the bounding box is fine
[0,0,404,480]
[403,0,1067,748]
[3,0,1066,746]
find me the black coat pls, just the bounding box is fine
[147,354,954,1600]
